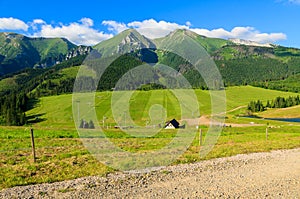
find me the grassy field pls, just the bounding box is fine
[26,86,299,128]
[0,86,300,189]
[258,105,300,118]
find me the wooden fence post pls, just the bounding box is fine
[30,128,36,163]
[199,128,203,146]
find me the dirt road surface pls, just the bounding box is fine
[1,148,299,198]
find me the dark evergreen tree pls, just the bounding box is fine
[79,119,84,128]
[83,120,89,129]
[88,120,95,129]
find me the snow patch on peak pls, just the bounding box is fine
[229,38,274,48]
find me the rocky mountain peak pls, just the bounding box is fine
[65,46,92,60]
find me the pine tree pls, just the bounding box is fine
[79,119,84,128]
[88,120,95,129]
[83,120,89,129]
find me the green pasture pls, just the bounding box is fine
[26,86,299,128]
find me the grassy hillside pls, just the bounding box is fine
[26,86,299,129]
[258,105,300,118]
[0,55,86,96]
[0,33,40,74]
[154,29,231,54]
[30,37,76,61]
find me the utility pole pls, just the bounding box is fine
[30,129,36,163]
[103,116,106,128]
[76,100,80,122]
[124,111,126,127]
[199,128,203,146]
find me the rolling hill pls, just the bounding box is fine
[26,86,300,129]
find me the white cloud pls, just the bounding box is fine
[0,17,28,31]
[29,19,46,30]
[101,19,286,44]
[102,20,128,33]
[191,26,287,43]
[33,18,113,46]
[33,19,46,24]
[0,17,287,46]
[80,18,94,27]
[185,21,192,27]
[128,19,189,39]
[102,19,190,39]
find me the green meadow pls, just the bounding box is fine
[27,86,299,128]
[0,86,299,189]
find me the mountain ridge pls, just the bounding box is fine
[1,28,300,90]
[94,29,156,57]
[0,32,92,75]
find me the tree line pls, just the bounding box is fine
[0,92,28,125]
[79,119,95,129]
[0,55,86,126]
[248,95,300,112]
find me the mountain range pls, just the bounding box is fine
[1,28,300,95]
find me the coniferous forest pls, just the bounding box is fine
[248,95,300,113]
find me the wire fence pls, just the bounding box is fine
[0,145,83,153]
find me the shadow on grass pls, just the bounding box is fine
[25,98,48,124]
[27,98,40,110]
[26,113,47,124]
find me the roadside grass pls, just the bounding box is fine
[177,125,300,164]
[1,124,299,189]
[0,127,113,189]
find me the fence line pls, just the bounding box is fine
[0,144,83,153]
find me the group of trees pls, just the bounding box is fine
[96,55,144,91]
[267,96,300,108]
[0,55,86,126]
[0,92,28,125]
[252,74,300,93]
[79,119,95,129]
[247,100,266,112]
[216,58,289,86]
[248,95,300,113]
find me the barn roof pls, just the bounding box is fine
[165,119,180,128]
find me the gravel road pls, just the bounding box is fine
[1,148,299,198]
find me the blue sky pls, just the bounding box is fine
[0,0,300,47]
